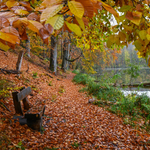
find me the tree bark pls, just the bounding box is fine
[49,35,57,74]
[61,38,68,72]
[26,33,30,58]
[16,50,24,72]
[66,42,71,70]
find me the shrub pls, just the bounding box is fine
[73,73,150,131]
[72,73,94,85]
[72,70,80,74]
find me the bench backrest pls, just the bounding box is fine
[12,87,31,115]
[17,87,31,102]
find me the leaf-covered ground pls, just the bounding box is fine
[0,51,150,149]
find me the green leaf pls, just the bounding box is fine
[118,5,131,12]
[139,30,147,40]
[107,40,113,48]
[134,40,142,50]
[65,21,81,36]
[46,15,64,30]
[146,34,150,41]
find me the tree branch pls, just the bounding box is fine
[65,52,82,62]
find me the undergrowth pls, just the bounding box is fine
[73,73,150,132]
[0,78,23,100]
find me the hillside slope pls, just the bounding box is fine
[0,51,150,149]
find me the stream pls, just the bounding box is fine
[121,87,150,98]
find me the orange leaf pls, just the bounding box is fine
[76,0,94,18]
[100,1,119,17]
[0,17,10,29]
[27,12,40,21]
[0,26,20,37]
[0,12,16,18]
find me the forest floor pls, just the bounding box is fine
[0,50,150,150]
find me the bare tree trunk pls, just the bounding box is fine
[66,42,70,70]
[50,35,57,74]
[16,50,24,72]
[26,33,30,58]
[61,38,68,72]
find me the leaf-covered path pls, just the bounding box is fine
[0,51,150,149]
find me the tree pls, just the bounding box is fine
[0,0,149,68]
[49,35,57,74]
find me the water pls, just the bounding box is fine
[121,87,150,98]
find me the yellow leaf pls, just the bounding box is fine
[0,41,10,51]
[139,30,147,40]
[68,1,84,19]
[99,1,119,17]
[65,21,81,36]
[15,9,29,16]
[0,31,20,45]
[27,20,43,34]
[147,28,150,34]
[46,15,64,30]
[123,25,133,32]
[40,4,63,23]
[75,16,85,31]
[147,34,150,41]
[6,1,19,8]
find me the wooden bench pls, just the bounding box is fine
[12,87,46,131]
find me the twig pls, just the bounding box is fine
[26,64,29,72]
[4,52,8,57]
[45,73,53,78]
[0,102,11,112]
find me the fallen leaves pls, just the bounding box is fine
[0,51,150,149]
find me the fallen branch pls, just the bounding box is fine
[0,102,11,112]
[45,73,53,78]
[0,68,21,74]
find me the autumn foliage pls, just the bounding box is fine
[0,0,149,61]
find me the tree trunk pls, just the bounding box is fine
[49,35,57,74]
[66,42,71,70]
[26,33,30,58]
[61,38,68,72]
[16,50,24,72]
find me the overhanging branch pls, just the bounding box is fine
[65,52,82,62]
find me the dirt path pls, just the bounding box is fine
[0,51,150,149]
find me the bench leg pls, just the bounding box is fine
[12,92,23,115]
[27,117,42,131]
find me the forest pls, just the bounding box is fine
[0,0,150,149]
